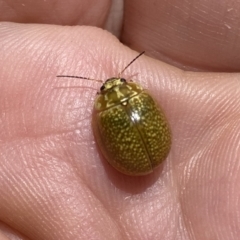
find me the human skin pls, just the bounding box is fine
[0,0,240,240]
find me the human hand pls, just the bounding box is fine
[0,1,240,239]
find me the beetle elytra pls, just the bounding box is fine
[57,52,171,176]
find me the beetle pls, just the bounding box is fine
[57,52,171,176]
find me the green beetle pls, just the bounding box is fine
[58,52,171,176]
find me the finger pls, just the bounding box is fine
[123,0,240,71]
[0,22,128,240]
[0,0,110,26]
[1,22,240,240]
[1,22,178,240]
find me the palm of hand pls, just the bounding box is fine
[0,1,240,239]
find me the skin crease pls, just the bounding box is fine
[0,0,239,240]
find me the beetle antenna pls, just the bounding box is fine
[118,51,145,77]
[57,75,103,83]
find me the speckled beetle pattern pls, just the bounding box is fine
[92,77,171,175]
[57,52,171,176]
